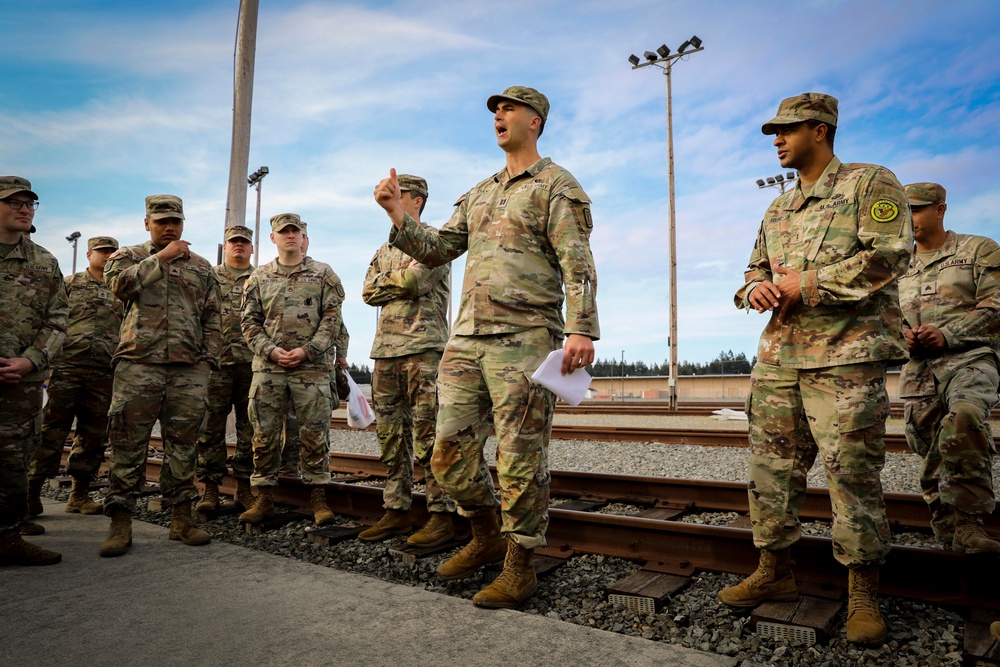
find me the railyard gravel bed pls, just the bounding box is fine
[44,417,993,667]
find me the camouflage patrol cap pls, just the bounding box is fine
[145,194,185,221]
[270,213,305,232]
[397,174,428,199]
[761,92,839,135]
[904,182,947,206]
[487,86,550,123]
[225,225,253,241]
[0,175,38,200]
[87,236,119,251]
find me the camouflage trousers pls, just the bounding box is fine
[28,364,112,483]
[281,371,339,476]
[196,362,253,484]
[372,350,454,514]
[105,361,210,513]
[747,362,892,567]
[904,358,999,536]
[431,328,558,550]
[249,371,331,486]
[0,382,43,533]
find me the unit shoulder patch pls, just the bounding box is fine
[870,199,900,223]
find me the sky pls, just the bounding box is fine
[3,0,999,371]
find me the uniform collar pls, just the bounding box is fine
[782,156,841,211]
[494,157,552,184]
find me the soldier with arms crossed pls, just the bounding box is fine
[898,182,1000,553]
[100,195,222,557]
[720,93,912,646]
[28,236,122,517]
[374,86,600,608]
[361,174,457,546]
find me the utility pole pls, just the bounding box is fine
[629,36,704,411]
[66,231,81,274]
[224,0,259,233]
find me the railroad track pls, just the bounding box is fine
[329,416,992,454]
[557,400,1000,420]
[85,443,999,613]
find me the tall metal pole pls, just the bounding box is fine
[253,179,262,267]
[71,237,78,274]
[224,0,259,232]
[664,62,679,412]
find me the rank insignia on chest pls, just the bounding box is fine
[870,199,899,223]
[921,282,937,295]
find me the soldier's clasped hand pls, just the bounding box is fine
[157,239,192,263]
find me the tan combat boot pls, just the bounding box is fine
[0,528,61,566]
[27,478,45,517]
[168,502,211,546]
[234,479,255,511]
[436,511,506,581]
[358,509,411,541]
[407,513,455,548]
[846,564,886,645]
[195,482,220,513]
[953,510,1000,554]
[310,486,336,526]
[239,486,274,524]
[472,539,537,608]
[65,477,103,515]
[20,520,45,535]
[718,548,798,607]
[99,508,133,558]
[991,621,1000,643]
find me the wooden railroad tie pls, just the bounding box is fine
[751,596,842,646]
[307,524,366,546]
[606,569,690,615]
[242,509,314,534]
[964,608,1000,666]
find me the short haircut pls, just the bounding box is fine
[805,119,836,148]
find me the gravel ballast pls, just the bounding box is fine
[42,412,995,667]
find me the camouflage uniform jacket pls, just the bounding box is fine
[105,241,222,368]
[333,320,349,360]
[213,263,254,366]
[390,157,600,339]
[734,157,912,369]
[898,230,1000,397]
[362,240,449,358]
[241,256,344,373]
[57,270,123,368]
[0,238,68,382]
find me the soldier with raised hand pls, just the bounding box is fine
[361,174,457,546]
[240,213,344,526]
[374,86,600,609]
[195,225,256,513]
[27,236,122,518]
[720,93,912,646]
[99,195,222,558]
[0,175,67,566]
[898,182,1000,554]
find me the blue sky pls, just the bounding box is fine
[3,0,999,370]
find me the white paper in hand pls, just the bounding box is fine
[530,349,591,406]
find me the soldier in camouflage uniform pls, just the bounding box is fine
[240,213,344,526]
[279,229,348,479]
[99,195,222,557]
[361,174,457,546]
[898,182,1000,553]
[195,225,256,513]
[719,93,912,646]
[27,236,122,518]
[0,176,67,566]
[374,86,600,609]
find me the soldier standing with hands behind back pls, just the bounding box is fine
[898,182,1000,554]
[374,86,600,609]
[721,93,912,646]
[99,195,222,557]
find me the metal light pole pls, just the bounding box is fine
[629,35,704,411]
[247,166,268,267]
[66,231,81,274]
[755,171,797,195]
[224,0,260,232]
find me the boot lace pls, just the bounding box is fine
[849,571,880,619]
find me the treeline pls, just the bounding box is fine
[588,350,754,377]
[348,364,372,384]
